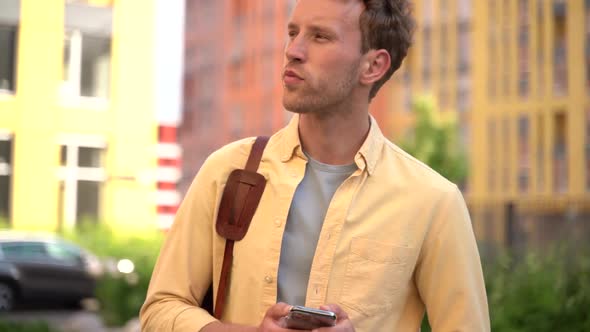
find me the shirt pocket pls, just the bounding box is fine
[339,237,415,317]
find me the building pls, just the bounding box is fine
[0,0,184,231]
[396,0,590,247]
[180,0,395,194]
[180,0,590,246]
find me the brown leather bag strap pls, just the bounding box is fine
[214,241,234,318]
[214,136,269,319]
[245,136,269,172]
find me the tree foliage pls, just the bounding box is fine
[399,95,468,184]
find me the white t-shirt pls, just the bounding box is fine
[277,154,357,305]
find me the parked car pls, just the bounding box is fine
[0,231,104,311]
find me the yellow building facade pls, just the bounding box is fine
[392,0,590,246]
[0,0,159,232]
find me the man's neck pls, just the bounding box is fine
[298,105,370,166]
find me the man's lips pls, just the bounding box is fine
[283,69,303,80]
[283,69,304,85]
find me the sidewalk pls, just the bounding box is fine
[1,310,139,332]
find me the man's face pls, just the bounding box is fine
[282,0,365,114]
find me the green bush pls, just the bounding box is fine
[486,246,590,331]
[421,245,590,331]
[0,320,57,332]
[63,223,164,327]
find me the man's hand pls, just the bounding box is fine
[260,302,311,332]
[201,302,309,332]
[312,304,354,332]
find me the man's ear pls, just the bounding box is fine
[359,49,391,86]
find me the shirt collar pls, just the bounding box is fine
[354,114,383,176]
[280,113,384,176]
[280,114,304,162]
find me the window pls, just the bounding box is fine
[439,0,449,83]
[195,0,215,32]
[229,1,245,89]
[488,1,498,99]
[457,0,472,21]
[459,122,471,192]
[586,108,590,191]
[230,105,243,140]
[457,21,471,75]
[262,51,275,89]
[1,242,49,261]
[62,31,111,99]
[401,53,412,111]
[502,0,511,97]
[229,59,244,88]
[552,0,567,96]
[46,242,83,265]
[0,26,17,92]
[553,112,567,193]
[502,117,510,191]
[439,23,449,108]
[518,0,530,97]
[421,0,433,89]
[537,113,545,191]
[403,71,412,112]
[440,0,448,21]
[586,0,590,94]
[0,133,12,221]
[517,115,530,192]
[537,0,545,97]
[422,26,432,88]
[0,0,19,93]
[454,3,470,106]
[423,0,433,24]
[263,1,274,20]
[402,52,413,85]
[62,3,112,100]
[488,119,497,192]
[457,78,471,113]
[286,0,296,16]
[57,138,106,227]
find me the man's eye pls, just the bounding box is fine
[315,34,328,41]
[288,31,297,38]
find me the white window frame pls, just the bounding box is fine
[61,3,113,109]
[61,29,111,109]
[0,131,11,177]
[0,0,20,96]
[0,131,12,221]
[62,29,83,98]
[57,135,107,228]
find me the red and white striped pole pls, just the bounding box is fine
[156,124,182,230]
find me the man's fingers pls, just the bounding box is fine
[265,302,293,319]
[319,303,348,321]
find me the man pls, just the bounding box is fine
[140,0,490,331]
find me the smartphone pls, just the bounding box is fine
[284,305,337,330]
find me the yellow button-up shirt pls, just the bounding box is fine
[140,115,490,332]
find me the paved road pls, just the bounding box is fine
[1,308,139,332]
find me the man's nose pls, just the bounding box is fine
[285,36,306,63]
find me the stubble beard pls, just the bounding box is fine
[282,65,359,115]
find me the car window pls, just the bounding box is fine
[0,242,50,261]
[45,242,83,265]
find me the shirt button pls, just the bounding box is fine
[264,275,273,283]
[274,219,281,227]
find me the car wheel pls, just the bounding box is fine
[0,282,15,311]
